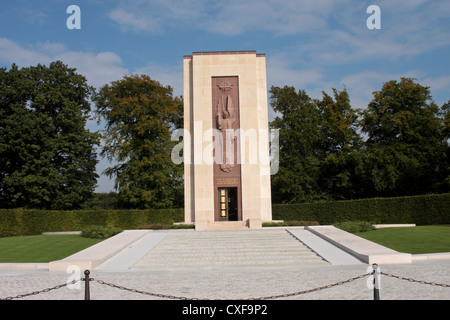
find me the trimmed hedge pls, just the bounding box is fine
[81,225,124,239]
[0,193,448,237]
[272,193,450,225]
[0,208,183,237]
[333,221,375,233]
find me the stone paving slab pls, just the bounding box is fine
[287,228,364,265]
[413,252,450,261]
[48,230,151,271]
[95,231,169,272]
[0,263,48,270]
[306,226,412,264]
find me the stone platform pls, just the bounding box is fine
[4,225,449,273]
[47,226,386,272]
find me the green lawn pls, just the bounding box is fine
[0,235,103,263]
[355,226,450,254]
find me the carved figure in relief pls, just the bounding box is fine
[217,94,235,173]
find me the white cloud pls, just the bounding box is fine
[421,75,450,106]
[108,0,207,33]
[108,0,449,70]
[54,51,128,88]
[108,8,161,33]
[0,38,128,89]
[106,0,450,75]
[18,7,48,26]
[201,0,336,36]
[337,70,448,110]
[266,54,435,112]
[275,0,450,66]
[422,75,450,92]
[134,62,183,97]
[35,41,67,55]
[266,55,324,90]
[108,0,337,35]
[339,71,402,110]
[0,38,51,67]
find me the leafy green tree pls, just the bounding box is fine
[269,79,448,203]
[360,78,448,196]
[442,101,450,139]
[438,100,450,190]
[315,88,364,200]
[270,86,364,203]
[0,62,100,209]
[269,86,325,203]
[316,88,360,153]
[94,74,183,209]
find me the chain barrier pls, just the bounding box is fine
[380,271,450,288]
[94,272,372,300]
[94,279,194,300]
[1,265,449,300]
[0,280,78,300]
[242,272,372,300]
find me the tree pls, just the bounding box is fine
[94,74,183,209]
[315,88,364,200]
[438,100,450,190]
[269,86,325,203]
[0,62,100,209]
[442,101,450,140]
[269,86,365,203]
[360,78,448,196]
[269,79,448,203]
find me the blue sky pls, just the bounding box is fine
[1,0,449,193]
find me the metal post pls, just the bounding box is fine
[84,270,91,300]
[372,264,380,300]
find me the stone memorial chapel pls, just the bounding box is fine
[183,51,273,231]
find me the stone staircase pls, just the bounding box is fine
[131,229,328,271]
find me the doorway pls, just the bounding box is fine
[218,187,238,221]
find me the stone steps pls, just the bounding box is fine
[131,229,328,271]
[144,252,321,261]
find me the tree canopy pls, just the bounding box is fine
[269,78,449,203]
[93,74,183,209]
[360,78,449,196]
[0,61,100,209]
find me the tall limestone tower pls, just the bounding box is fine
[183,51,272,231]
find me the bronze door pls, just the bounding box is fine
[218,187,238,221]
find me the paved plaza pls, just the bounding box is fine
[0,228,449,300]
[1,260,449,300]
